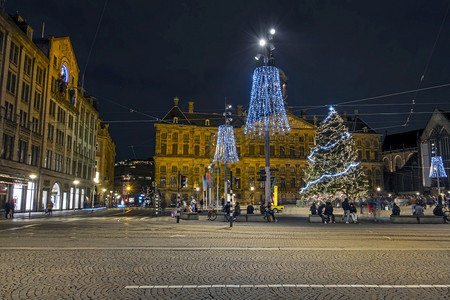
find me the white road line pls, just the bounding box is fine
[1,246,448,251]
[5,224,37,231]
[125,284,450,289]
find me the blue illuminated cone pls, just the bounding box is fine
[429,156,447,178]
[213,125,239,164]
[244,66,290,135]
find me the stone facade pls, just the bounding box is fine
[95,123,116,205]
[419,108,450,193]
[154,98,383,206]
[0,11,103,212]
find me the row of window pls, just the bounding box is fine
[160,132,315,144]
[2,134,39,166]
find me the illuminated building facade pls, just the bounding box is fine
[154,99,383,206]
[0,10,101,212]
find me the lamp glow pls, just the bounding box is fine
[259,39,266,47]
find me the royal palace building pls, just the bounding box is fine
[154,97,383,206]
[0,10,113,212]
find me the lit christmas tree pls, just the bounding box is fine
[301,106,368,201]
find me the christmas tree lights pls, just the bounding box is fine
[213,125,239,164]
[429,156,448,178]
[301,106,368,201]
[244,66,290,135]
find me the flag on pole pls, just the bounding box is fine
[202,175,207,192]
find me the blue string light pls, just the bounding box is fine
[244,66,290,135]
[429,156,448,178]
[307,132,351,162]
[213,125,239,163]
[300,162,360,193]
[301,105,367,198]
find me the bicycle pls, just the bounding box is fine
[207,208,217,221]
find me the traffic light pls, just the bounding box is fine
[230,171,233,189]
[234,177,240,189]
[181,175,187,188]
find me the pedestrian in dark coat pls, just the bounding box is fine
[310,203,317,215]
[318,202,326,223]
[324,201,335,223]
[4,201,10,219]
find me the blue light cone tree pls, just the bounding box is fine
[244,66,290,135]
[301,107,368,201]
[429,156,448,178]
[213,125,239,164]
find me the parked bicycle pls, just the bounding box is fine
[207,207,217,221]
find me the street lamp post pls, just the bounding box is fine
[73,180,79,212]
[29,174,37,218]
[254,28,277,206]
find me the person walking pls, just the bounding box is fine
[190,196,196,212]
[176,200,182,223]
[342,198,351,223]
[47,201,53,216]
[4,201,11,219]
[10,201,15,218]
[232,202,241,220]
[359,198,364,214]
[224,201,231,222]
[324,201,335,223]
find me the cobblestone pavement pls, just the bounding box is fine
[0,212,449,299]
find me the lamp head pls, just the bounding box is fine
[259,39,266,47]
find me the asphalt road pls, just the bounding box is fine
[1,209,449,299]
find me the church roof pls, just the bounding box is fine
[382,129,423,151]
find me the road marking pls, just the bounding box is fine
[125,284,450,289]
[5,224,36,231]
[0,246,449,251]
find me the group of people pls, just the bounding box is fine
[310,198,358,224]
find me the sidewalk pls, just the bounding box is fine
[282,204,437,222]
[1,207,109,220]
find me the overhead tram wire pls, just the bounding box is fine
[81,0,109,88]
[403,1,450,127]
[290,82,450,114]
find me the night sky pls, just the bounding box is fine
[6,0,450,160]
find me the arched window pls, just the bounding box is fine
[205,119,210,126]
[395,156,402,170]
[173,117,178,124]
[383,158,390,171]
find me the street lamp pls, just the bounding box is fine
[28,174,37,218]
[258,28,275,206]
[73,180,79,210]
